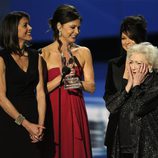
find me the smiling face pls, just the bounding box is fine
[121,32,136,52]
[129,53,151,74]
[18,17,32,47]
[58,19,81,44]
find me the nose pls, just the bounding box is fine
[125,38,130,44]
[28,24,32,30]
[75,27,79,34]
[130,63,136,70]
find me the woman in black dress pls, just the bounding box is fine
[103,15,147,158]
[0,11,46,158]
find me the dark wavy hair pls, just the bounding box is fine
[49,4,82,41]
[120,15,147,43]
[49,4,81,54]
[0,11,30,54]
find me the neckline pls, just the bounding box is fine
[9,52,30,73]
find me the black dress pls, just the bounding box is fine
[0,49,41,158]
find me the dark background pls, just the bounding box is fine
[1,1,158,157]
[1,0,158,62]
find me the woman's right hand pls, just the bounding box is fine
[65,67,75,78]
[125,62,133,93]
[22,119,45,143]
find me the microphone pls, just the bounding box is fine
[60,66,71,85]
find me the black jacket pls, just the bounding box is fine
[104,55,158,157]
[103,54,126,158]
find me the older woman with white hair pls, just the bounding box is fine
[106,42,158,158]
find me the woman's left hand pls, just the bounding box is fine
[133,63,148,87]
[29,127,44,143]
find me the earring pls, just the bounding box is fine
[59,31,62,37]
[149,68,153,73]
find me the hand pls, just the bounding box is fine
[22,119,45,143]
[125,62,133,93]
[30,132,44,143]
[133,63,148,87]
[65,67,75,77]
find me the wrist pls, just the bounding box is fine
[133,82,140,87]
[15,114,25,126]
[125,83,132,93]
[21,119,29,128]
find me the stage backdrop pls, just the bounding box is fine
[1,1,158,157]
[1,0,157,42]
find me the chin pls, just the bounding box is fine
[27,37,32,41]
[69,39,76,43]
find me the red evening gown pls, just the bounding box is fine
[48,59,92,158]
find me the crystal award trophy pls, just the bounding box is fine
[63,58,81,89]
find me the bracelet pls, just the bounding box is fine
[15,114,25,125]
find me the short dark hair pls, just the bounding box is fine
[120,15,147,43]
[0,11,30,53]
[49,4,82,40]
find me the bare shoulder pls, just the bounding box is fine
[0,56,5,70]
[0,56,5,63]
[72,44,92,66]
[41,43,55,59]
[73,44,91,57]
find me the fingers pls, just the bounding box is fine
[37,124,45,129]
[65,68,75,77]
[27,123,45,143]
[127,62,133,79]
[30,133,44,143]
[30,134,40,143]
[133,63,148,86]
[139,63,148,74]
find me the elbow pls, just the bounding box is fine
[36,90,46,100]
[0,94,6,107]
[91,85,96,93]
[89,83,96,94]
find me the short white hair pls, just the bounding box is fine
[127,42,158,71]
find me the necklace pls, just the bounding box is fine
[19,48,28,57]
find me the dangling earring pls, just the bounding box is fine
[59,31,62,37]
[149,68,153,73]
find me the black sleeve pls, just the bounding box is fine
[103,62,129,113]
[137,96,158,117]
[103,62,116,101]
[134,86,158,117]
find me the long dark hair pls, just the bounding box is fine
[120,15,147,43]
[49,4,82,52]
[0,11,30,54]
[120,15,147,55]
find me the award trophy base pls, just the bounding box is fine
[64,76,81,89]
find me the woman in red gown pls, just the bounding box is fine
[41,4,95,158]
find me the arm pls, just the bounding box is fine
[81,47,95,93]
[41,48,62,93]
[137,95,158,117]
[132,85,158,117]
[0,57,23,121]
[103,62,129,113]
[36,55,46,133]
[47,76,62,93]
[105,61,148,113]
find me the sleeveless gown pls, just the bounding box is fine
[0,49,41,158]
[48,58,92,158]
